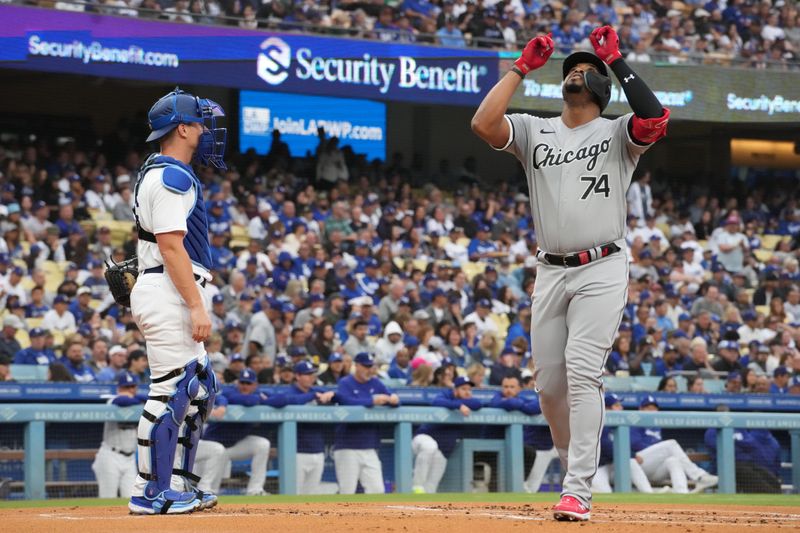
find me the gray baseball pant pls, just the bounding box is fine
[531,249,628,507]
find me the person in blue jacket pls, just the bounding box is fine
[703,406,781,493]
[13,327,57,365]
[278,360,335,494]
[333,352,399,494]
[592,393,654,493]
[412,375,483,493]
[631,395,718,493]
[482,374,556,493]
[202,369,286,495]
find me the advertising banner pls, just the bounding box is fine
[0,5,497,106]
[240,90,386,160]
[503,58,800,123]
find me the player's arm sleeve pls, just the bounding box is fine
[111,396,143,407]
[609,59,663,120]
[226,390,260,407]
[630,427,646,453]
[703,428,717,450]
[599,429,614,464]
[279,391,317,405]
[520,398,542,415]
[432,395,462,409]
[215,394,229,407]
[335,385,374,407]
[464,398,483,410]
[261,394,288,407]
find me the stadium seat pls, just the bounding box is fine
[14,329,30,349]
[490,313,510,340]
[760,234,784,250]
[755,305,770,317]
[754,250,774,263]
[461,261,485,281]
[231,225,248,241]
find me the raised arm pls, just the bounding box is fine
[471,34,554,148]
[590,26,669,144]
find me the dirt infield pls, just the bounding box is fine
[2,501,799,533]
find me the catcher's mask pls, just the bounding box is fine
[146,87,227,169]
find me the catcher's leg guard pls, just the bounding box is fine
[171,355,219,509]
[130,359,201,512]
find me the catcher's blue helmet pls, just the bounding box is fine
[146,87,227,169]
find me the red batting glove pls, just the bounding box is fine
[590,26,623,64]
[514,33,554,76]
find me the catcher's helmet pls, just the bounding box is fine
[562,51,612,112]
[146,87,227,169]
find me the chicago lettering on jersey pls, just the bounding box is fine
[532,138,611,172]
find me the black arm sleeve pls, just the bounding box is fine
[609,58,663,119]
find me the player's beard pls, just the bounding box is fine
[562,78,584,96]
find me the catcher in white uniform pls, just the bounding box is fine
[92,371,143,498]
[473,27,670,521]
[127,88,227,515]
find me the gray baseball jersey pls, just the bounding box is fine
[499,113,651,254]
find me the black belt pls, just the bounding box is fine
[110,446,134,457]
[143,265,207,287]
[542,243,621,268]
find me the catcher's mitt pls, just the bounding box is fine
[104,256,139,308]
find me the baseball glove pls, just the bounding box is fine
[104,256,139,308]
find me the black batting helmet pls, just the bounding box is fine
[562,51,612,112]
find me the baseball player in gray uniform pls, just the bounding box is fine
[472,27,669,521]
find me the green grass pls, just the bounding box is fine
[1,492,798,510]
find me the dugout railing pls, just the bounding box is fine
[1,404,799,499]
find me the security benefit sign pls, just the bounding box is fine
[254,35,496,106]
[240,91,386,160]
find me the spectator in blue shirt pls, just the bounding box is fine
[209,231,235,273]
[95,344,129,382]
[25,285,50,319]
[652,344,687,377]
[770,366,790,393]
[387,346,412,382]
[13,327,57,365]
[60,338,96,383]
[467,224,498,261]
[436,16,465,47]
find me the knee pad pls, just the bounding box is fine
[174,357,219,487]
[137,359,201,494]
[190,355,218,422]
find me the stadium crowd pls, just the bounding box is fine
[36,0,800,69]
[0,126,798,398]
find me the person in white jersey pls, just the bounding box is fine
[92,371,143,498]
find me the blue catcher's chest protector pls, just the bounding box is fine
[134,154,213,272]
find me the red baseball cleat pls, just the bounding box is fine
[553,495,591,521]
